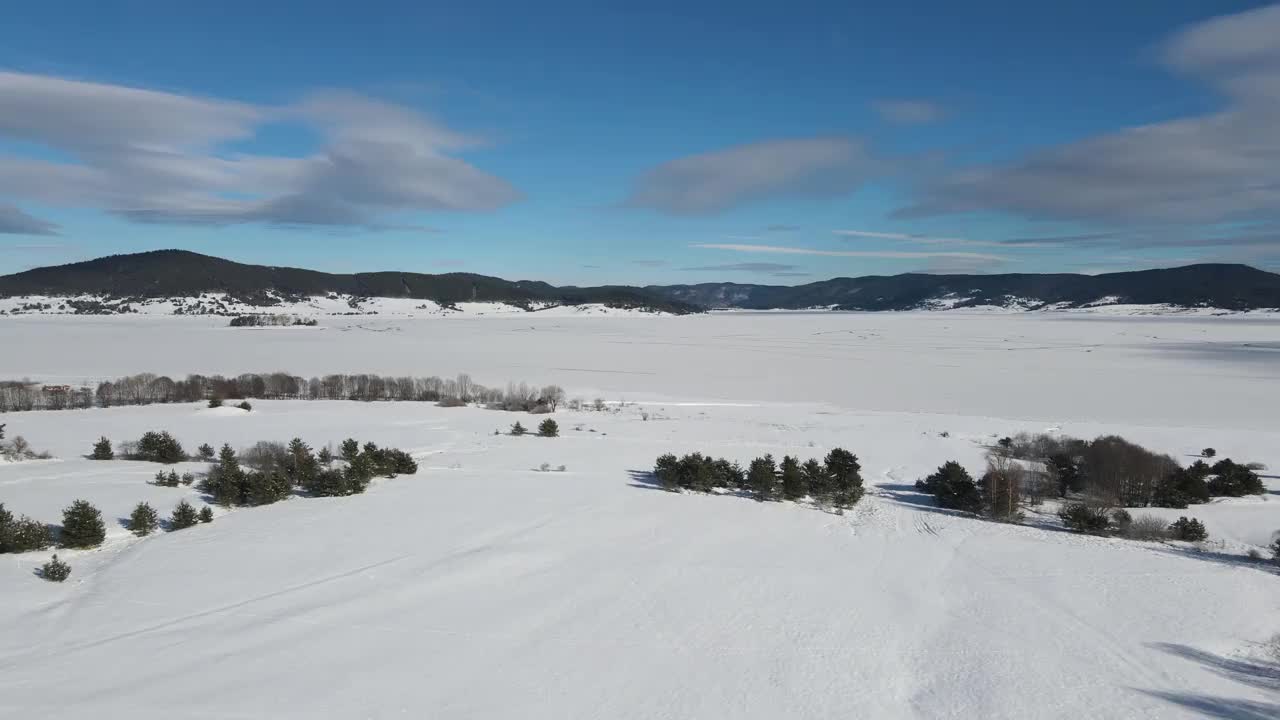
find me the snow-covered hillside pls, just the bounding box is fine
[1,312,1278,718]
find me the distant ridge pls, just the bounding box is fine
[2,250,1279,313]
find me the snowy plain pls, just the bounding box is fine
[1,311,1278,719]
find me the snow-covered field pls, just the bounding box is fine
[2,312,1278,719]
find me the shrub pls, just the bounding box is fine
[918,461,983,513]
[1121,514,1173,540]
[90,437,114,460]
[510,422,527,436]
[170,500,199,530]
[654,453,680,490]
[127,502,160,536]
[1111,508,1132,533]
[1058,502,1111,534]
[180,472,194,486]
[198,506,214,524]
[1201,447,1216,458]
[40,554,71,582]
[237,401,253,412]
[60,500,106,548]
[1168,516,1208,542]
[0,514,53,553]
[208,397,224,408]
[537,419,559,438]
[1206,459,1264,497]
[153,470,180,487]
[134,431,185,463]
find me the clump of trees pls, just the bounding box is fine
[652,448,863,509]
[198,436,416,505]
[0,372,568,415]
[229,314,318,327]
[130,431,186,463]
[0,503,53,553]
[1168,517,1209,542]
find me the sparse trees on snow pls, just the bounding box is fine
[1168,517,1208,542]
[170,501,200,530]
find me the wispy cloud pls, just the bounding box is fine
[630,259,668,267]
[679,262,801,273]
[835,228,1067,248]
[871,99,945,125]
[0,203,59,235]
[0,71,520,231]
[692,242,1010,261]
[623,137,877,215]
[766,224,801,232]
[896,5,1280,231]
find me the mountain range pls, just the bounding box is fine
[2,250,1279,313]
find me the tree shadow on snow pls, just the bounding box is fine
[626,469,669,492]
[1149,643,1280,693]
[1146,543,1280,574]
[1137,691,1279,720]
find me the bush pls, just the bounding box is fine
[237,400,253,412]
[1201,447,1216,458]
[1121,514,1172,541]
[917,461,983,513]
[198,506,214,524]
[1271,536,1280,565]
[153,470,180,487]
[60,500,106,548]
[208,397,224,408]
[0,513,53,553]
[90,437,114,460]
[127,502,160,536]
[654,453,680,490]
[40,554,71,582]
[1153,465,1211,508]
[510,422,527,436]
[170,500,200,530]
[134,431,185,463]
[537,419,559,438]
[1168,516,1208,542]
[1058,502,1111,534]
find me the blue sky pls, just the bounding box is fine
[2,1,1279,283]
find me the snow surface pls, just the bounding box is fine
[1,313,1278,719]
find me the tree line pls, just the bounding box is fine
[0,372,568,414]
[652,448,865,509]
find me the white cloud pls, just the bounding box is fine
[897,4,1280,230]
[871,99,944,125]
[691,243,1010,261]
[0,71,520,230]
[0,203,58,235]
[624,138,876,215]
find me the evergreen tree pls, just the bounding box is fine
[135,431,186,463]
[285,438,319,488]
[780,455,805,500]
[208,397,224,408]
[1057,502,1111,534]
[197,443,216,461]
[747,455,778,502]
[90,436,114,460]
[510,422,527,436]
[0,502,10,530]
[1047,453,1082,496]
[203,443,247,506]
[60,500,106,548]
[40,554,71,582]
[801,458,828,502]
[318,446,334,465]
[918,461,983,513]
[1153,466,1211,508]
[0,513,52,553]
[1201,447,1216,458]
[537,419,559,437]
[340,438,360,462]
[654,453,680,491]
[1168,516,1208,541]
[1206,459,1264,497]
[170,500,200,530]
[154,470,180,487]
[824,448,864,508]
[198,506,214,524]
[127,502,160,536]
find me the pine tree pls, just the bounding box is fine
[0,502,11,530]
[510,422,527,436]
[60,500,106,548]
[1206,459,1264,497]
[198,443,216,461]
[285,438,318,488]
[318,446,334,465]
[0,510,53,553]
[654,453,680,490]
[747,455,778,502]
[917,461,982,513]
[537,419,559,437]
[127,502,160,536]
[135,431,185,463]
[170,500,199,530]
[40,554,71,582]
[780,455,805,501]
[801,458,828,502]
[824,448,864,508]
[1168,516,1208,541]
[340,438,360,462]
[198,506,214,524]
[90,437,114,460]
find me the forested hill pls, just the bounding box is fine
[0,250,699,314]
[2,250,1279,312]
